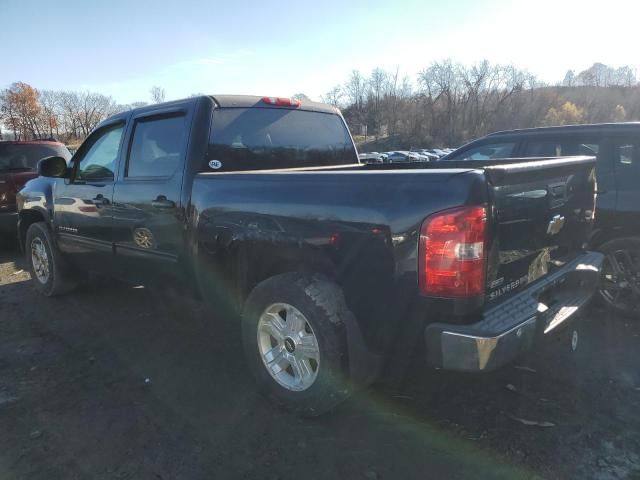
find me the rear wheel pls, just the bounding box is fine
[256,302,321,392]
[242,273,351,416]
[25,222,78,296]
[597,237,640,318]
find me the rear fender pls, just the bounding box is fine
[194,237,380,386]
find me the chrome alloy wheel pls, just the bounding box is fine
[31,237,50,284]
[133,228,155,249]
[600,248,640,313]
[257,303,320,391]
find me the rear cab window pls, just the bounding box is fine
[206,107,357,172]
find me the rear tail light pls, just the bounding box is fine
[261,97,301,107]
[419,205,487,297]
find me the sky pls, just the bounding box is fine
[1,0,640,104]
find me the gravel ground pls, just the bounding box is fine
[0,247,639,480]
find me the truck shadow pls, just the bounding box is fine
[0,251,638,479]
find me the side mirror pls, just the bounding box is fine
[37,156,69,178]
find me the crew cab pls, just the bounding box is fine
[17,95,603,414]
[0,140,71,241]
[444,123,640,317]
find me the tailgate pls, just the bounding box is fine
[482,156,597,304]
[0,172,16,213]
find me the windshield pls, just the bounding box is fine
[0,143,71,171]
[207,107,357,171]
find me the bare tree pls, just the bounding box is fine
[59,91,82,140]
[369,68,388,109]
[76,91,116,136]
[344,70,366,109]
[321,85,343,107]
[562,70,576,87]
[291,93,311,102]
[38,90,61,138]
[615,66,637,87]
[150,86,166,104]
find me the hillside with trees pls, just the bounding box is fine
[1,62,639,149]
[328,61,640,150]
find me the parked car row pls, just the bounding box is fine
[358,147,455,164]
[414,147,455,159]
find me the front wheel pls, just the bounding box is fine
[241,273,352,416]
[597,237,640,318]
[25,222,78,297]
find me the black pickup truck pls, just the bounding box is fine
[17,95,603,414]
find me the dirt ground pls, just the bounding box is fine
[0,247,639,480]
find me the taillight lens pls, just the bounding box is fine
[419,205,487,297]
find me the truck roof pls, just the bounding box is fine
[487,122,640,138]
[210,95,338,114]
[97,95,340,131]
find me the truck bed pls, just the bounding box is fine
[191,156,597,350]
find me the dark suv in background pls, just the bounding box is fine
[0,140,71,242]
[443,123,640,317]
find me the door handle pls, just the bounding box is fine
[91,194,109,205]
[151,196,175,209]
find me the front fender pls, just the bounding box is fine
[17,177,57,248]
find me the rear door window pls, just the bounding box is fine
[126,115,187,178]
[207,108,357,171]
[448,142,516,161]
[522,138,599,158]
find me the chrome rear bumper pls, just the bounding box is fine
[425,251,604,372]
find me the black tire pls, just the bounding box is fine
[25,222,78,297]
[242,273,352,416]
[597,237,640,318]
